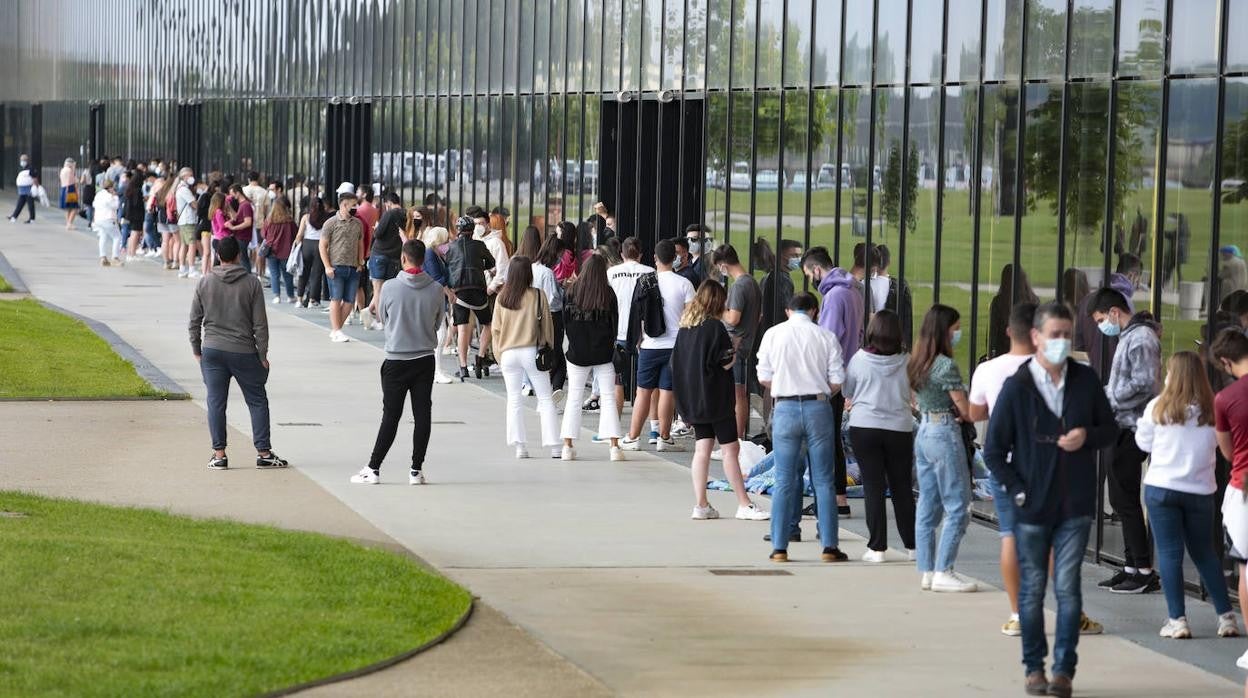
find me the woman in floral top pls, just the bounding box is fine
[907,304,977,594]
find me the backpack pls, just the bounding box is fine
[625,272,666,348]
[165,192,178,221]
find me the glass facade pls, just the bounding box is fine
[0,0,1244,589]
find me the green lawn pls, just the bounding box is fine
[0,273,12,292]
[0,491,472,697]
[0,299,165,399]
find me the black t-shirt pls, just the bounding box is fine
[371,208,406,260]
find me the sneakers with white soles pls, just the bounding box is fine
[921,571,934,590]
[434,371,455,384]
[561,446,576,461]
[691,505,720,520]
[907,549,917,561]
[1160,617,1191,639]
[735,503,770,521]
[861,549,887,563]
[409,470,426,485]
[1237,649,1248,670]
[551,389,566,411]
[620,436,641,451]
[550,447,563,459]
[515,445,530,459]
[656,437,684,452]
[648,430,660,445]
[350,467,379,484]
[609,447,625,462]
[931,571,978,593]
[1219,612,1241,638]
[331,330,350,343]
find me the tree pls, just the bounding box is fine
[879,140,919,237]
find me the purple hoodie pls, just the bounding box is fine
[817,268,864,358]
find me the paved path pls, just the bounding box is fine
[0,209,1241,697]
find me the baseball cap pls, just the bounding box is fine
[1222,245,1243,258]
[336,181,355,195]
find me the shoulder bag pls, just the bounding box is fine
[534,291,555,372]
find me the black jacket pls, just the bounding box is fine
[563,299,618,367]
[984,358,1117,525]
[625,271,666,349]
[444,235,494,292]
[671,320,736,424]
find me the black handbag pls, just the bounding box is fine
[534,292,554,372]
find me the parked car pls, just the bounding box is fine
[755,169,784,191]
[789,170,809,191]
[705,166,725,189]
[729,161,751,190]
[581,160,599,195]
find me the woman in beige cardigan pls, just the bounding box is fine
[493,256,560,459]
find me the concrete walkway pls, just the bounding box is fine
[0,209,1240,697]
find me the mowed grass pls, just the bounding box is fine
[0,273,12,292]
[0,491,473,697]
[0,299,162,399]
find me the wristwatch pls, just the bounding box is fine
[1014,492,1027,507]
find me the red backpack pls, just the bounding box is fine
[165,190,179,221]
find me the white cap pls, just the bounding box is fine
[336,181,355,195]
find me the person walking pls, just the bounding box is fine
[366,192,407,330]
[844,309,916,563]
[319,191,364,343]
[673,279,770,521]
[350,239,446,486]
[493,256,561,459]
[59,158,79,230]
[757,292,847,563]
[907,304,977,593]
[9,153,36,223]
[1212,330,1248,672]
[1136,351,1242,640]
[445,215,497,380]
[295,196,330,308]
[188,236,288,471]
[1090,287,1162,593]
[713,244,763,440]
[91,179,123,267]
[261,197,297,303]
[984,302,1118,698]
[560,253,624,461]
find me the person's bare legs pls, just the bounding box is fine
[329,299,347,332]
[127,228,141,259]
[65,209,75,229]
[1001,535,1020,615]
[1239,564,1247,625]
[734,384,749,438]
[657,388,677,439]
[627,387,655,440]
[719,439,752,508]
[692,438,716,507]
[457,324,472,368]
[183,239,199,272]
[201,235,213,275]
[369,279,384,322]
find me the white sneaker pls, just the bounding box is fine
[522,384,534,396]
[1237,649,1248,670]
[1219,612,1241,638]
[907,549,916,561]
[710,448,723,461]
[550,447,563,459]
[561,446,576,461]
[177,269,190,278]
[515,445,530,459]
[691,505,720,520]
[931,571,978,593]
[434,371,455,385]
[735,503,770,521]
[371,320,385,331]
[442,346,456,355]
[286,296,297,304]
[551,389,566,411]
[349,467,379,484]
[272,296,282,304]
[609,447,624,462]
[620,436,641,451]
[921,571,935,591]
[656,437,684,452]
[1160,617,1192,639]
[862,549,888,563]
[187,270,201,279]
[409,470,426,485]
[331,331,351,343]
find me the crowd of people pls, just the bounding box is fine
[18,149,1245,697]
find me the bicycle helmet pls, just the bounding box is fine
[455,215,475,232]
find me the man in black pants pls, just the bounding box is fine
[350,239,448,485]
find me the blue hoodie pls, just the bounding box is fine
[817,268,864,358]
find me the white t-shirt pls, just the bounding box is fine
[607,260,655,341]
[641,270,695,351]
[870,275,890,313]
[968,353,1031,415]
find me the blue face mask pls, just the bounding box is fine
[1097,319,1121,337]
[951,329,962,347]
[787,257,800,272]
[1043,338,1071,365]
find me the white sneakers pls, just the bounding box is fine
[735,503,770,521]
[561,446,576,461]
[515,445,530,459]
[620,436,641,451]
[656,437,683,452]
[434,371,455,384]
[1160,617,1192,639]
[1219,611,1242,638]
[349,467,379,484]
[1238,649,1248,671]
[609,447,625,462]
[551,389,566,411]
[330,329,350,343]
[921,572,934,590]
[409,470,426,485]
[710,449,723,461]
[862,549,887,563]
[271,296,282,304]
[691,505,720,520]
[930,571,978,593]
[1160,613,1242,640]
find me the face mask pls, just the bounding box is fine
[474,224,486,237]
[19,160,27,168]
[673,256,684,271]
[1043,338,1071,365]
[268,191,277,201]
[1097,318,1121,337]
[787,258,801,272]
[185,176,195,186]
[951,329,962,347]
[349,207,359,217]
[718,265,730,278]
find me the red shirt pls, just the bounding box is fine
[1215,375,1248,490]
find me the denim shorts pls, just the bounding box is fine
[635,348,674,390]
[328,265,360,302]
[989,472,1017,538]
[368,254,400,281]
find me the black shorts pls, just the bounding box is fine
[452,289,492,326]
[693,418,737,445]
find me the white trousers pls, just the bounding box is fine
[95,221,120,259]
[500,347,560,447]
[561,362,620,440]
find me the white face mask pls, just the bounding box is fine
[185,176,195,186]
[474,224,486,237]
[267,191,277,201]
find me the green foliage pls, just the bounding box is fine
[880,140,919,235]
[0,274,11,292]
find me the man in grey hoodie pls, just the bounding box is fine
[351,238,448,486]
[1090,286,1161,594]
[189,236,288,471]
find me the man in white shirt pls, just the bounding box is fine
[756,292,847,563]
[243,171,269,277]
[621,239,693,452]
[607,238,654,417]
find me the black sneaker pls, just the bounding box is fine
[801,502,817,517]
[582,397,600,411]
[1111,572,1158,594]
[256,452,289,469]
[207,454,228,470]
[763,532,802,543]
[821,547,849,562]
[1097,570,1132,589]
[837,504,851,517]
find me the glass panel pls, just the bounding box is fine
[728,93,753,248]
[840,87,871,267]
[705,92,731,233]
[946,0,982,83]
[875,0,906,86]
[1223,79,1248,308]
[519,0,535,93]
[621,0,640,91]
[1018,83,1061,330]
[686,0,708,91]
[1230,0,1248,72]
[1068,0,1114,78]
[812,0,841,87]
[842,1,873,87]
[531,96,550,225]
[534,0,550,93]
[732,0,757,88]
[642,0,663,92]
[757,0,784,88]
[586,0,604,91]
[1118,0,1165,79]
[910,0,944,85]
[903,86,941,344]
[568,0,585,93]
[707,0,731,89]
[1170,0,1220,75]
[975,84,1019,367]
[784,0,812,88]
[552,0,568,93]
[1025,0,1066,81]
[984,0,1023,83]
[603,0,622,92]
[582,97,602,211]
[752,92,783,257]
[939,85,978,369]
[807,89,841,261]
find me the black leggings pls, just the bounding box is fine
[9,194,34,221]
[848,426,917,552]
[368,357,435,472]
[298,240,325,302]
[832,393,848,496]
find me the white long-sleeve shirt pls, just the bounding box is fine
[1135,397,1218,495]
[483,230,510,291]
[92,189,119,224]
[756,311,845,397]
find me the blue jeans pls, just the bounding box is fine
[770,399,838,550]
[143,211,159,249]
[200,347,271,453]
[750,450,809,539]
[266,256,295,299]
[914,417,971,572]
[329,265,360,302]
[1144,485,1233,619]
[1016,516,1091,679]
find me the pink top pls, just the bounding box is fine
[211,210,229,239]
[553,249,578,282]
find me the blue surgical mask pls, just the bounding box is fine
[1097,319,1121,337]
[787,257,800,272]
[673,255,685,271]
[951,329,962,347]
[1043,338,1071,365]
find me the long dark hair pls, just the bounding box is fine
[557,221,579,252]
[569,254,613,311]
[998,263,1039,305]
[518,225,543,259]
[498,256,535,310]
[866,309,904,356]
[907,304,961,390]
[308,196,331,228]
[537,235,562,268]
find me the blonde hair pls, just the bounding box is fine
[421,226,449,248]
[1153,351,1215,426]
[680,280,727,329]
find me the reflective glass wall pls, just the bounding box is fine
[3,0,1247,582]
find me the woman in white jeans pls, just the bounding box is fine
[559,253,623,461]
[492,256,561,458]
[92,179,122,266]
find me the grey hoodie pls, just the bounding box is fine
[842,350,914,432]
[1107,312,1161,429]
[379,270,446,360]
[189,263,268,359]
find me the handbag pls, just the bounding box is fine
[257,239,272,258]
[534,292,554,372]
